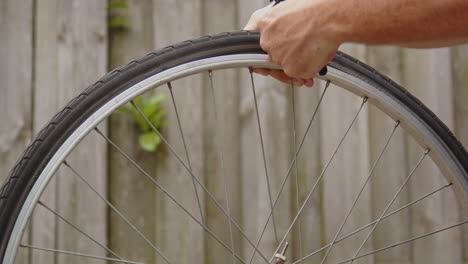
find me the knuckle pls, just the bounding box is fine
[299,70,313,79]
[257,17,268,29]
[283,67,295,78]
[259,37,270,51]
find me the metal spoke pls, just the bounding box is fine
[209,70,236,264]
[94,128,265,264]
[248,80,330,264]
[127,101,270,263]
[292,182,452,264]
[20,244,142,264]
[348,149,430,263]
[270,96,368,263]
[37,200,122,260]
[319,120,400,264]
[63,161,172,264]
[336,220,468,264]
[290,81,303,261]
[168,82,205,223]
[249,68,278,243]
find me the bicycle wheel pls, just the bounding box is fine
[0,31,467,264]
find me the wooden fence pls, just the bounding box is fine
[0,0,467,263]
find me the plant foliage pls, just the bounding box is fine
[117,94,167,152]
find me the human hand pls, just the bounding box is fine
[244,0,341,87]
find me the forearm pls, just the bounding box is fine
[317,0,468,48]
[243,0,468,81]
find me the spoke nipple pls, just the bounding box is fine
[424,148,431,155]
[208,70,213,77]
[363,96,369,103]
[395,120,401,127]
[273,242,289,264]
[167,82,173,90]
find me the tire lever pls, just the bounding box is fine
[271,0,286,6]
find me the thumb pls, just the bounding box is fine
[244,16,259,31]
[244,4,274,30]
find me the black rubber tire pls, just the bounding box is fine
[1,31,467,262]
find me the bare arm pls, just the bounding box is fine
[335,0,468,47]
[245,0,468,86]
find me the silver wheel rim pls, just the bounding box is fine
[4,54,467,263]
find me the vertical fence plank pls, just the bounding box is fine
[366,47,411,264]
[402,48,463,264]
[202,0,242,262]
[0,1,33,182]
[30,0,59,263]
[239,73,293,261]
[0,1,33,263]
[108,0,157,263]
[451,45,468,264]
[320,45,374,263]
[2,1,468,264]
[237,2,293,262]
[153,0,205,262]
[202,68,242,263]
[237,1,267,261]
[54,1,108,263]
[291,82,323,261]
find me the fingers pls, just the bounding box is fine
[252,68,270,76]
[268,69,291,84]
[251,68,315,88]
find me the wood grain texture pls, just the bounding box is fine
[0,1,33,263]
[238,72,293,263]
[108,1,157,263]
[202,0,242,262]
[366,47,411,264]
[402,48,463,264]
[451,45,468,264]
[153,0,205,262]
[237,2,294,262]
[0,0,33,198]
[1,1,468,263]
[54,1,108,263]
[290,81,323,262]
[30,0,58,263]
[320,44,374,264]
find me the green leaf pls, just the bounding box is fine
[115,94,166,152]
[147,94,166,105]
[108,1,128,10]
[138,132,161,152]
[108,17,131,30]
[115,102,134,115]
[141,94,165,117]
[133,96,142,105]
[141,100,159,117]
[134,113,150,132]
[149,110,166,130]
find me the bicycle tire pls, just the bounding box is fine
[0,31,467,263]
